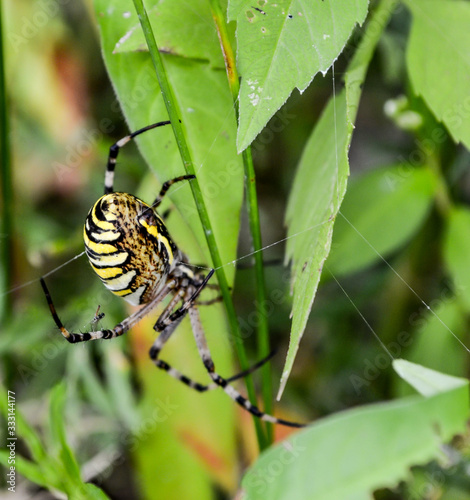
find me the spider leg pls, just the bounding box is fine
[195,296,222,306]
[225,348,277,384]
[104,121,171,195]
[188,304,305,428]
[40,277,171,344]
[151,175,195,209]
[149,318,278,393]
[149,274,277,392]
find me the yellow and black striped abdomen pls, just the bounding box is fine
[84,192,178,305]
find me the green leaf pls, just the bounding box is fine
[93,0,244,282]
[78,484,112,500]
[327,165,437,277]
[229,0,369,151]
[394,359,466,397]
[443,207,470,312]
[282,91,349,398]
[242,361,469,500]
[113,0,226,68]
[405,0,470,149]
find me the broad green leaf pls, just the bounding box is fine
[113,0,225,68]
[326,165,437,277]
[93,0,243,283]
[405,0,470,149]
[443,207,470,312]
[242,361,469,500]
[228,0,369,151]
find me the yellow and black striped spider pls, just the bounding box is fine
[40,121,303,428]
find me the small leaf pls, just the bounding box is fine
[393,359,467,397]
[394,298,467,398]
[229,0,369,151]
[405,0,470,149]
[326,165,437,277]
[242,362,469,500]
[443,206,470,312]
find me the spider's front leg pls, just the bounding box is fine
[40,277,170,344]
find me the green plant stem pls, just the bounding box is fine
[131,0,268,450]
[209,0,273,444]
[0,2,13,322]
[345,0,400,123]
[427,154,452,218]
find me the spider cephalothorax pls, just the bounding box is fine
[41,120,304,428]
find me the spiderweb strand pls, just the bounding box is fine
[0,251,86,298]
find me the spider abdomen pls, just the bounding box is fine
[84,192,177,305]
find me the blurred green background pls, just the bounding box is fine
[2,1,470,499]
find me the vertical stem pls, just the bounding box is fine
[132,0,268,450]
[0,2,13,322]
[209,0,273,443]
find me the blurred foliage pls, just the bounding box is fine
[1,0,470,499]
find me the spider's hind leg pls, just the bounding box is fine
[187,304,306,428]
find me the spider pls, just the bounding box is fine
[40,120,304,429]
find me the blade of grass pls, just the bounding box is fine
[131,0,268,450]
[49,384,82,484]
[209,0,273,444]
